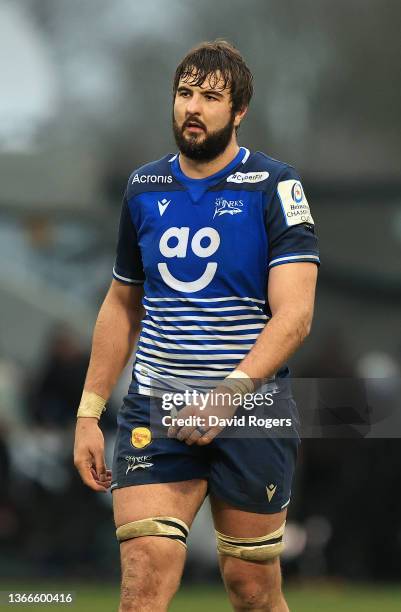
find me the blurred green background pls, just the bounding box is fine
[1,584,401,611]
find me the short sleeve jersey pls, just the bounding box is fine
[113,147,319,396]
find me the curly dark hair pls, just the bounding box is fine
[173,40,254,114]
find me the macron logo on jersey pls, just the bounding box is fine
[132,174,173,184]
[158,198,171,216]
[226,171,269,184]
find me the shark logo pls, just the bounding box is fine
[125,455,154,475]
[213,197,244,218]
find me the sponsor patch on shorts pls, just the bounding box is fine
[131,427,152,449]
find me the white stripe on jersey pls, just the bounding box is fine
[142,320,266,332]
[269,254,320,267]
[140,326,260,341]
[144,304,263,312]
[112,267,143,284]
[148,314,268,322]
[138,345,248,361]
[135,362,233,378]
[136,351,242,367]
[139,337,253,351]
[136,368,213,385]
[135,369,215,391]
[241,148,251,163]
[144,295,265,304]
[137,384,169,397]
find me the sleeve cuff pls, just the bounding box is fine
[112,267,145,285]
[268,253,320,269]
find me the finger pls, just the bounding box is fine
[77,461,108,492]
[167,415,182,438]
[93,451,107,482]
[176,424,197,441]
[168,422,193,439]
[167,424,179,438]
[91,467,111,482]
[91,468,112,489]
[185,428,202,446]
[167,405,195,438]
[167,406,178,438]
[196,427,220,446]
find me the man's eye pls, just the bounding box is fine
[179,91,190,97]
[206,95,217,101]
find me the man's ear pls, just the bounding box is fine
[234,106,248,128]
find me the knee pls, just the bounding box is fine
[120,542,159,611]
[227,577,271,610]
[223,559,283,611]
[121,538,160,592]
[120,539,182,612]
[226,576,274,610]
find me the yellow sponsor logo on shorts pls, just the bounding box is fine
[131,427,152,449]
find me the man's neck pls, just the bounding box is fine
[178,138,240,179]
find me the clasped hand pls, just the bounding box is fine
[167,386,238,446]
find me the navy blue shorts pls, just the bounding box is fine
[111,391,300,514]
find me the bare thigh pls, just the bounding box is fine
[113,480,207,612]
[113,479,207,528]
[211,495,287,538]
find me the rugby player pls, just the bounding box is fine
[74,40,319,612]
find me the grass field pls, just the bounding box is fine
[1,584,401,611]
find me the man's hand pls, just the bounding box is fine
[74,418,112,492]
[167,387,238,446]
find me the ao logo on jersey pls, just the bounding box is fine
[158,227,220,292]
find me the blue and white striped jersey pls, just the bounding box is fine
[113,147,319,396]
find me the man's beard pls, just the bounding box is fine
[172,112,235,162]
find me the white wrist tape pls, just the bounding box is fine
[222,369,254,396]
[77,391,107,419]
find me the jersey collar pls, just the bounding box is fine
[169,147,250,203]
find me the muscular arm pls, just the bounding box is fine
[169,262,318,446]
[74,280,144,491]
[238,262,318,379]
[83,279,144,399]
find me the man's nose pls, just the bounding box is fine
[185,93,202,115]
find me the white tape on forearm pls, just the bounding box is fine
[222,369,254,396]
[77,391,107,419]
